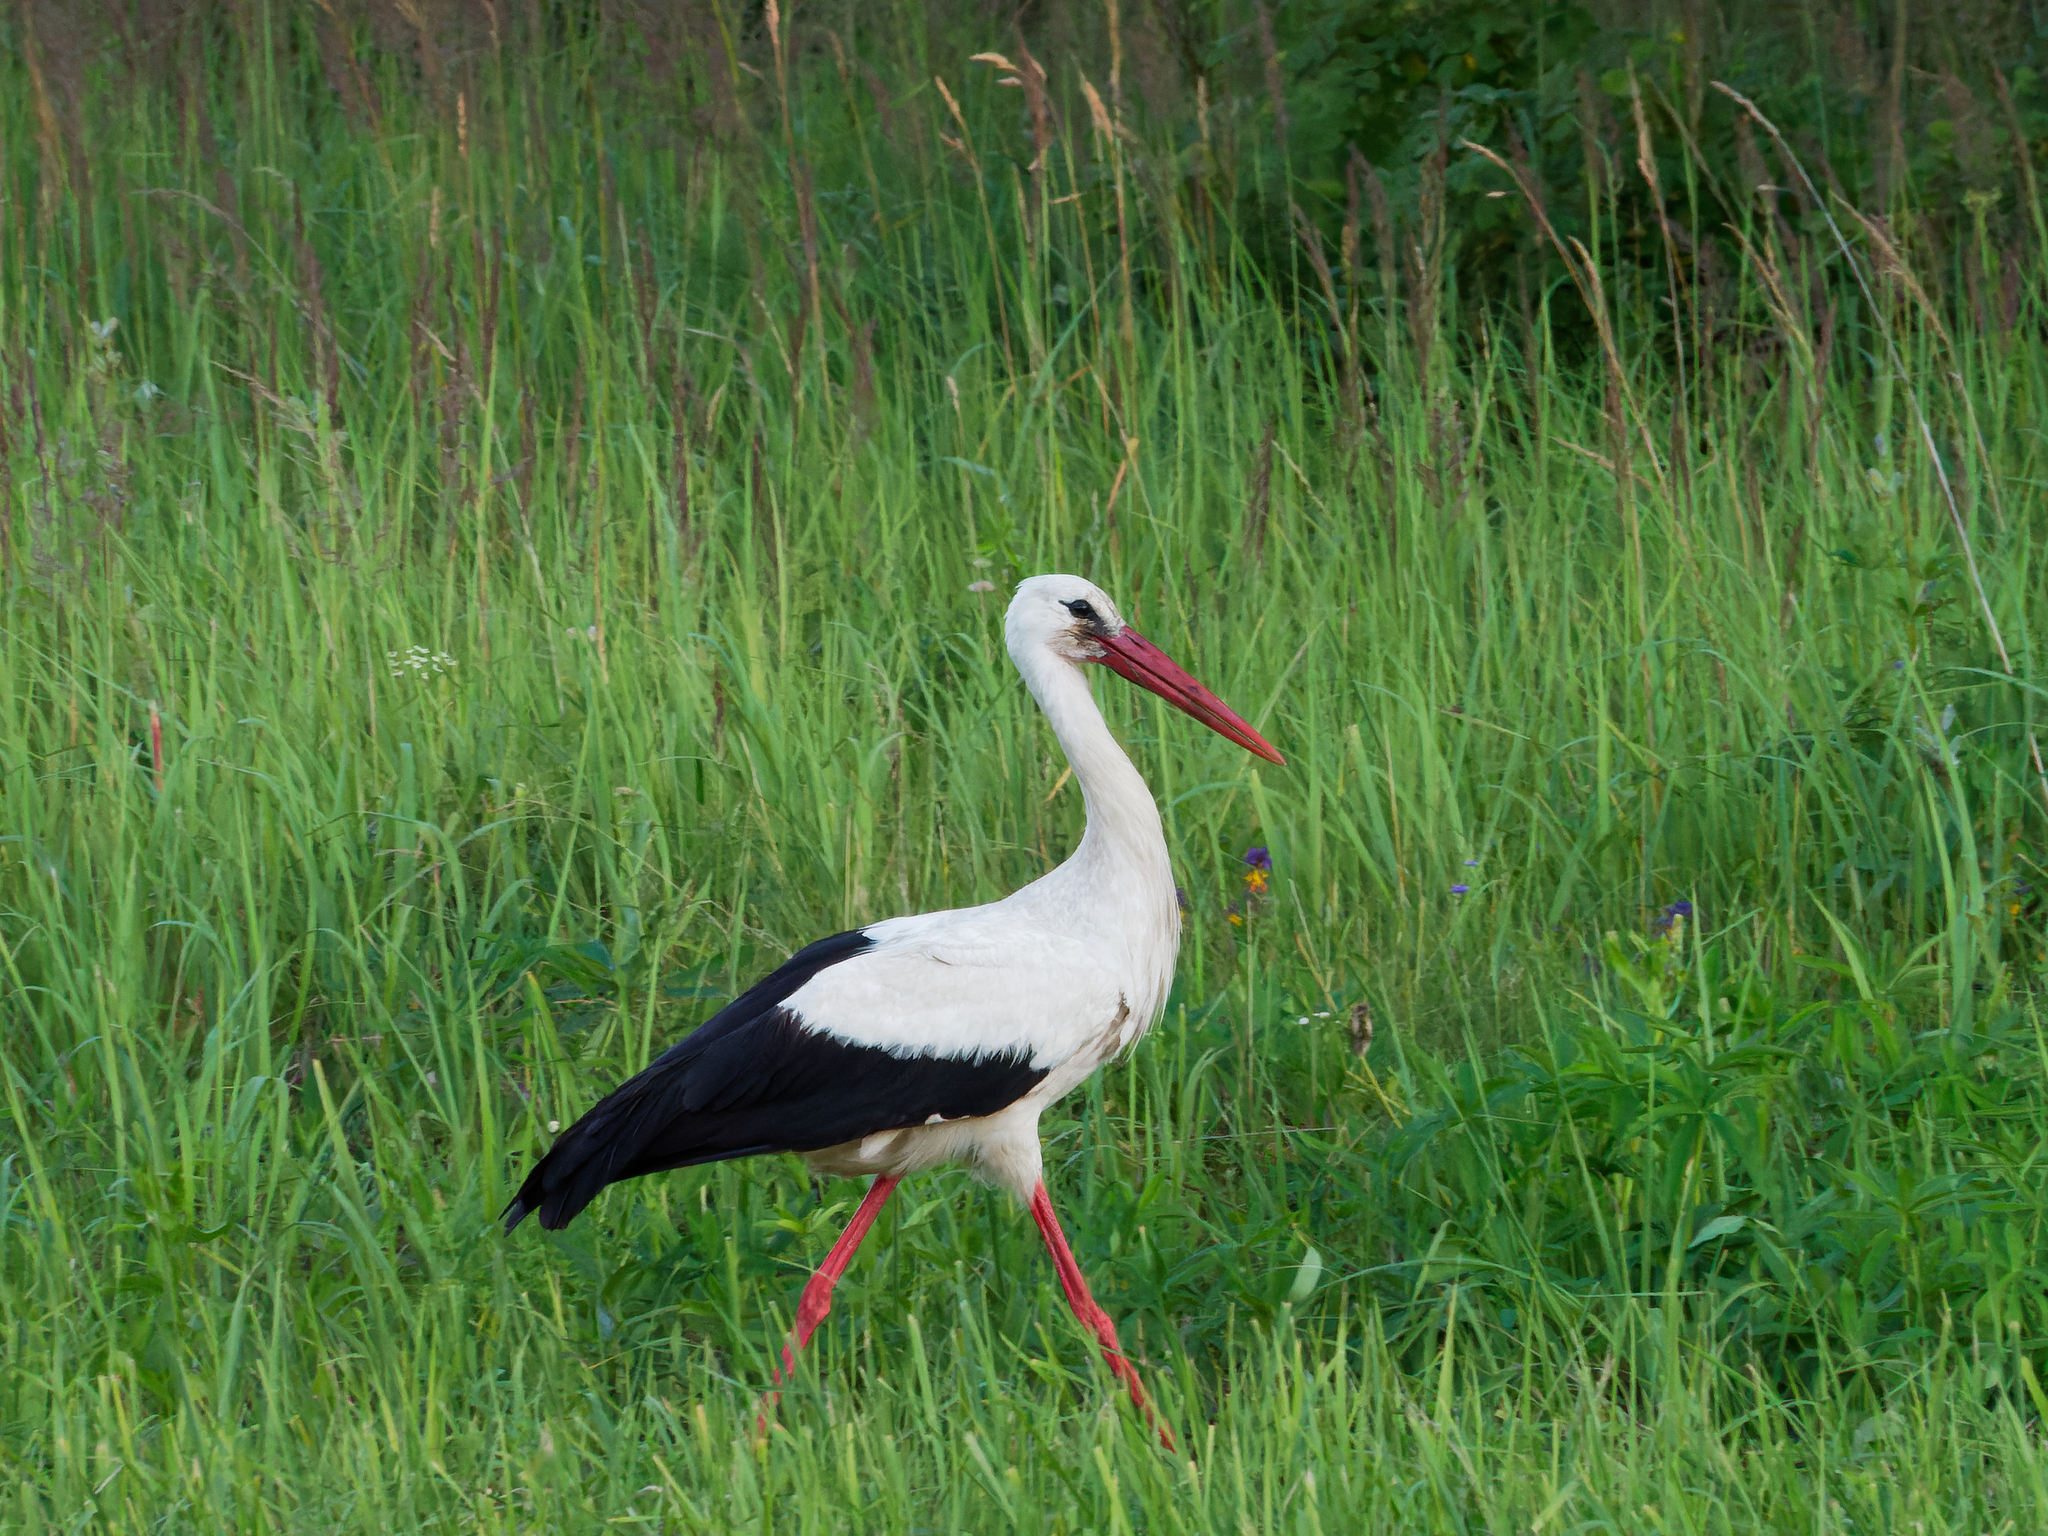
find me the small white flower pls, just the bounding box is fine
[388,644,455,678]
[968,580,995,592]
[548,1120,560,1133]
[133,380,162,402]
[89,317,119,341]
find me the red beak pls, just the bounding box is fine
[1092,627,1286,765]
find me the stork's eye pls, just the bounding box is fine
[1062,599,1096,619]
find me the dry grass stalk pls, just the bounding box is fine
[1256,3,1287,158]
[1875,0,1908,205]
[1244,420,1276,564]
[1079,74,1137,396]
[1407,111,1449,386]
[1351,148,1398,371]
[1576,69,1611,210]
[1628,66,1699,570]
[934,75,1014,370]
[1291,204,1362,448]
[1106,0,1126,116]
[972,44,1057,255]
[1992,66,2046,257]
[0,367,14,582]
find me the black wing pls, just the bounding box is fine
[502,930,1047,1231]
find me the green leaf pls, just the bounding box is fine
[1689,1214,1748,1249]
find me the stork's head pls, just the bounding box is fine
[1005,574,1285,765]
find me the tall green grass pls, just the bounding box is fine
[4,5,2048,1530]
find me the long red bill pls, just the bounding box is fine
[1093,627,1285,765]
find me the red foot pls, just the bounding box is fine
[1030,1182,1175,1452]
[755,1174,902,1438]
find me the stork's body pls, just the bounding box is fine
[505,576,1282,1442]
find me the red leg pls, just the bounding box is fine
[775,1173,902,1381]
[1029,1181,1175,1451]
[757,1174,901,1436]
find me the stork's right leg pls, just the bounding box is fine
[1028,1181,1175,1451]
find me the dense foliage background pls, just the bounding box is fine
[3,2,2048,1531]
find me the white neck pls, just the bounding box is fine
[1012,645,1171,893]
[994,634,1184,1049]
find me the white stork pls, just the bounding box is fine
[504,574,1284,1444]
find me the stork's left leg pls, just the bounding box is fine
[1028,1181,1175,1451]
[757,1173,901,1438]
[775,1173,902,1382]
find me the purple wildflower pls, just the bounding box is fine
[1651,899,1695,936]
[1450,884,1470,896]
[1244,847,1272,872]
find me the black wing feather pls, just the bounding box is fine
[502,930,1048,1232]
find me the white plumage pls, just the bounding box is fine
[505,573,1283,1446]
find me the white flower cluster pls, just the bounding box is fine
[388,646,456,679]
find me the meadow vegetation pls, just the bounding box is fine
[4,1,2048,1529]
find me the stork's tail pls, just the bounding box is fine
[502,1105,629,1232]
[500,1055,777,1232]
[502,929,880,1233]
[499,1066,734,1231]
